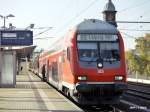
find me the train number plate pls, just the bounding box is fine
[97,69,104,73]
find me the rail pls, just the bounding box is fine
[127,82,150,101]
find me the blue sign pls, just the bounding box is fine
[0,30,33,46]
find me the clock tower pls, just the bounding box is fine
[102,0,117,27]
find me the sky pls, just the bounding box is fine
[0,0,150,51]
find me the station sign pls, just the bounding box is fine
[0,30,33,46]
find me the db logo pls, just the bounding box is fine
[97,69,104,73]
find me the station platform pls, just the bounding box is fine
[0,62,83,112]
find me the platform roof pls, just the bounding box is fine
[1,45,37,58]
[14,45,36,58]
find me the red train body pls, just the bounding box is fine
[37,19,127,105]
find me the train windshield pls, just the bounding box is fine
[77,34,120,68]
[100,42,120,62]
[77,43,98,62]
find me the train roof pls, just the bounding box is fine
[75,19,118,34]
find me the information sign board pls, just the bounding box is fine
[0,30,33,46]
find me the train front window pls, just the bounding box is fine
[77,43,98,62]
[100,42,120,62]
[77,34,120,68]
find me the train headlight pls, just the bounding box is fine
[97,63,103,68]
[115,76,123,81]
[97,58,103,68]
[78,76,87,81]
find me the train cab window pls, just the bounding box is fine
[77,43,98,62]
[77,34,120,68]
[100,42,120,62]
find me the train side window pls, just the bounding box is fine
[61,55,65,62]
[67,47,70,61]
[61,50,65,62]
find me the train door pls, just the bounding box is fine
[39,61,43,77]
[46,60,49,82]
[48,64,52,82]
[52,62,59,82]
[57,55,64,91]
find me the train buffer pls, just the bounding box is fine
[0,62,83,112]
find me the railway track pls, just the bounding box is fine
[109,82,150,112]
[128,82,150,88]
[79,105,122,112]
[116,81,150,112]
[126,82,150,101]
[126,88,150,100]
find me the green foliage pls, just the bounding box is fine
[147,64,150,75]
[126,51,140,74]
[126,33,150,77]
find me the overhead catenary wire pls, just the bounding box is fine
[33,0,98,41]
[33,1,150,44]
[34,37,55,40]
[120,31,138,39]
[53,0,98,36]
[32,1,72,39]
[32,27,53,30]
[118,0,150,13]
[117,0,150,33]
[46,0,98,46]
[33,27,53,37]
[119,28,150,32]
[117,21,150,24]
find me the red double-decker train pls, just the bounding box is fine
[34,19,127,105]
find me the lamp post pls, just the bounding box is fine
[0,14,15,30]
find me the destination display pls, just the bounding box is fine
[77,34,118,41]
[0,30,33,46]
[2,33,17,39]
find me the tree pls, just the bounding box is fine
[126,33,150,78]
[135,34,150,77]
[125,51,140,74]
